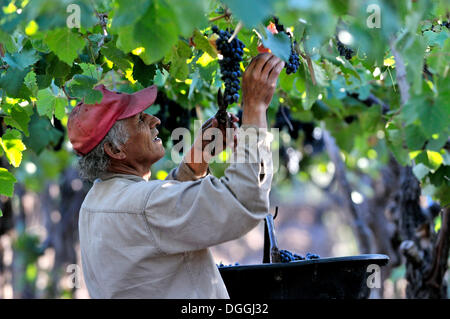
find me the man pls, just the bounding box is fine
[68,53,284,298]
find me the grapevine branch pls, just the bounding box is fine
[280,106,294,131]
[390,41,410,107]
[62,85,75,101]
[301,53,317,86]
[95,11,108,48]
[425,207,450,289]
[208,9,231,22]
[387,40,450,295]
[322,128,375,253]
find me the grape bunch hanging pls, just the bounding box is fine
[273,17,300,75]
[336,37,355,60]
[212,26,245,106]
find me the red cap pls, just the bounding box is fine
[67,84,158,155]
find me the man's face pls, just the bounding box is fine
[121,111,165,167]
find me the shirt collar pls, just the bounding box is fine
[97,172,146,183]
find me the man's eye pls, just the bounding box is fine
[139,114,145,122]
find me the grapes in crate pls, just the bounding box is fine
[279,250,320,263]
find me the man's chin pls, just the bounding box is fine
[150,150,165,165]
[159,148,166,159]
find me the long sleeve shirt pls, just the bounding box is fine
[78,125,274,298]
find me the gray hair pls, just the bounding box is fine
[78,120,129,182]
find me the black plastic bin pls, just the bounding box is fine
[218,254,389,299]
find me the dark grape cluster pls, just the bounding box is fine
[285,43,300,74]
[279,250,305,263]
[273,17,300,74]
[279,250,321,263]
[305,252,321,260]
[212,26,245,106]
[336,37,354,60]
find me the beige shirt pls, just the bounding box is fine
[78,125,273,298]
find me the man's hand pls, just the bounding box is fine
[200,113,239,155]
[184,112,239,177]
[241,53,285,128]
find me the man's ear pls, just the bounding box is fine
[104,142,126,160]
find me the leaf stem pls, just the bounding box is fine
[208,9,231,23]
[228,21,243,43]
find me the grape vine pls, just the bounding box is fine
[273,17,300,74]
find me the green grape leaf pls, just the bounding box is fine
[412,163,430,180]
[402,95,450,138]
[134,2,179,65]
[427,38,450,76]
[434,184,450,207]
[23,113,63,155]
[188,69,201,100]
[423,30,449,48]
[132,56,157,87]
[405,124,427,150]
[68,75,103,104]
[222,0,273,28]
[260,31,291,62]
[101,44,133,70]
[3,104,31,136]
[3,50,39,70]
[0,29,16,53]
[116,25,139,53]
[44,28,86,65]
[111,0,151,29]
[418,102,450,138]
[359,105,382,133]
[302,66,323,110]
[167,0,207,37]
[442,151,450,166]
[36,89,67,120]
[429,165,450,187]
[0,67,30,98]
[154,68,169,87]
[0,168,17,197]
[399,34,427,94]
[311,61,329,87]
[0,129,26,168]
[166,40,192,81]
[44,53,72,79]
[192,29,217,58]
[415,150,444,171]
[386,122,410,166]
[24,70,38,97]
[77,63,101,81]
[279,69,295,92]
[426,130,449,151]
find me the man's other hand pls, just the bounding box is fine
[241,53,285,128]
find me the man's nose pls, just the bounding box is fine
[145,114,161,127]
